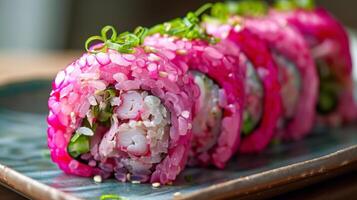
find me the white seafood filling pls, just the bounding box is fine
[191,71,223,153]
[272,52,301,119]
[243,61,264,135]
[98,91,170,175]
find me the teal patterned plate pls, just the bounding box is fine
[0,32,356,200]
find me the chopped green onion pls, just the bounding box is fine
[235,0,268,17]
[134,26,149,44]
[274,0,315,11]
[101,25,118,41]
[68,135,90,158]
[85,36,105,53]
[195,3,213,16]
[148,3,216,43]
[274,0,296,11]
[210,2,230,21]
[100,194,127,200]
[85,25,149,54]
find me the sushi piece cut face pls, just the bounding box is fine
[68,88,170,182]
[272,51,301,121]
[242,61,264,136]
[191,71,223,154]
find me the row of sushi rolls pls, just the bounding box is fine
[47,0,357,185]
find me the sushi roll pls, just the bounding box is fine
[271,0,356,125]
[243,18,318,140]
[144,8,245,168]
[204,3,283,153]
[206,1,318,140]
[47,26,197,184]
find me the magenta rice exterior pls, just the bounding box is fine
[243,16,319,140]
[270,7,356,126]
[144,34,245,168]
[46,2,357,186]
[205,22,283,153]
[47,45,197,184]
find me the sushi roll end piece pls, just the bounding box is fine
[47,26,196,184]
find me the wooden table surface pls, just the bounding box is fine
[0,52,356,200]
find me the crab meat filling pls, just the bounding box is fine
[272,51,301,121]
[68,89,170,183]
[242,61,264,136]
[191,71,223,153]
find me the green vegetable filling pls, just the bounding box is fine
[242,114,255,136]
[316,60,340,114]
[68,134,90,158]
[68,87,117,158]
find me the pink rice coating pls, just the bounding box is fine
[205,23,283,153]
[270,8,356,125]
[144,35,245,168]
[47,46,197,184]
[228,29,283,153]
[243,17,319,140]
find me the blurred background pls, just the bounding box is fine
[0,0,356,52]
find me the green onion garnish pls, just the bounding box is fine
[85,25,148,54]
[100,194,127,200]
[274,0,315,11]
[235,0,268,16]
[148,3,217,43]
[210,0,268,19]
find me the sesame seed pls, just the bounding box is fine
[176,49,187,55]
[173,192,181,196]
[181,111,190,119]
[131,181,141,184]
[144,46,157,53]
[159,71,168,77]
[152,182,161,188]
[148,53,161,61]
[93,175,102,183]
